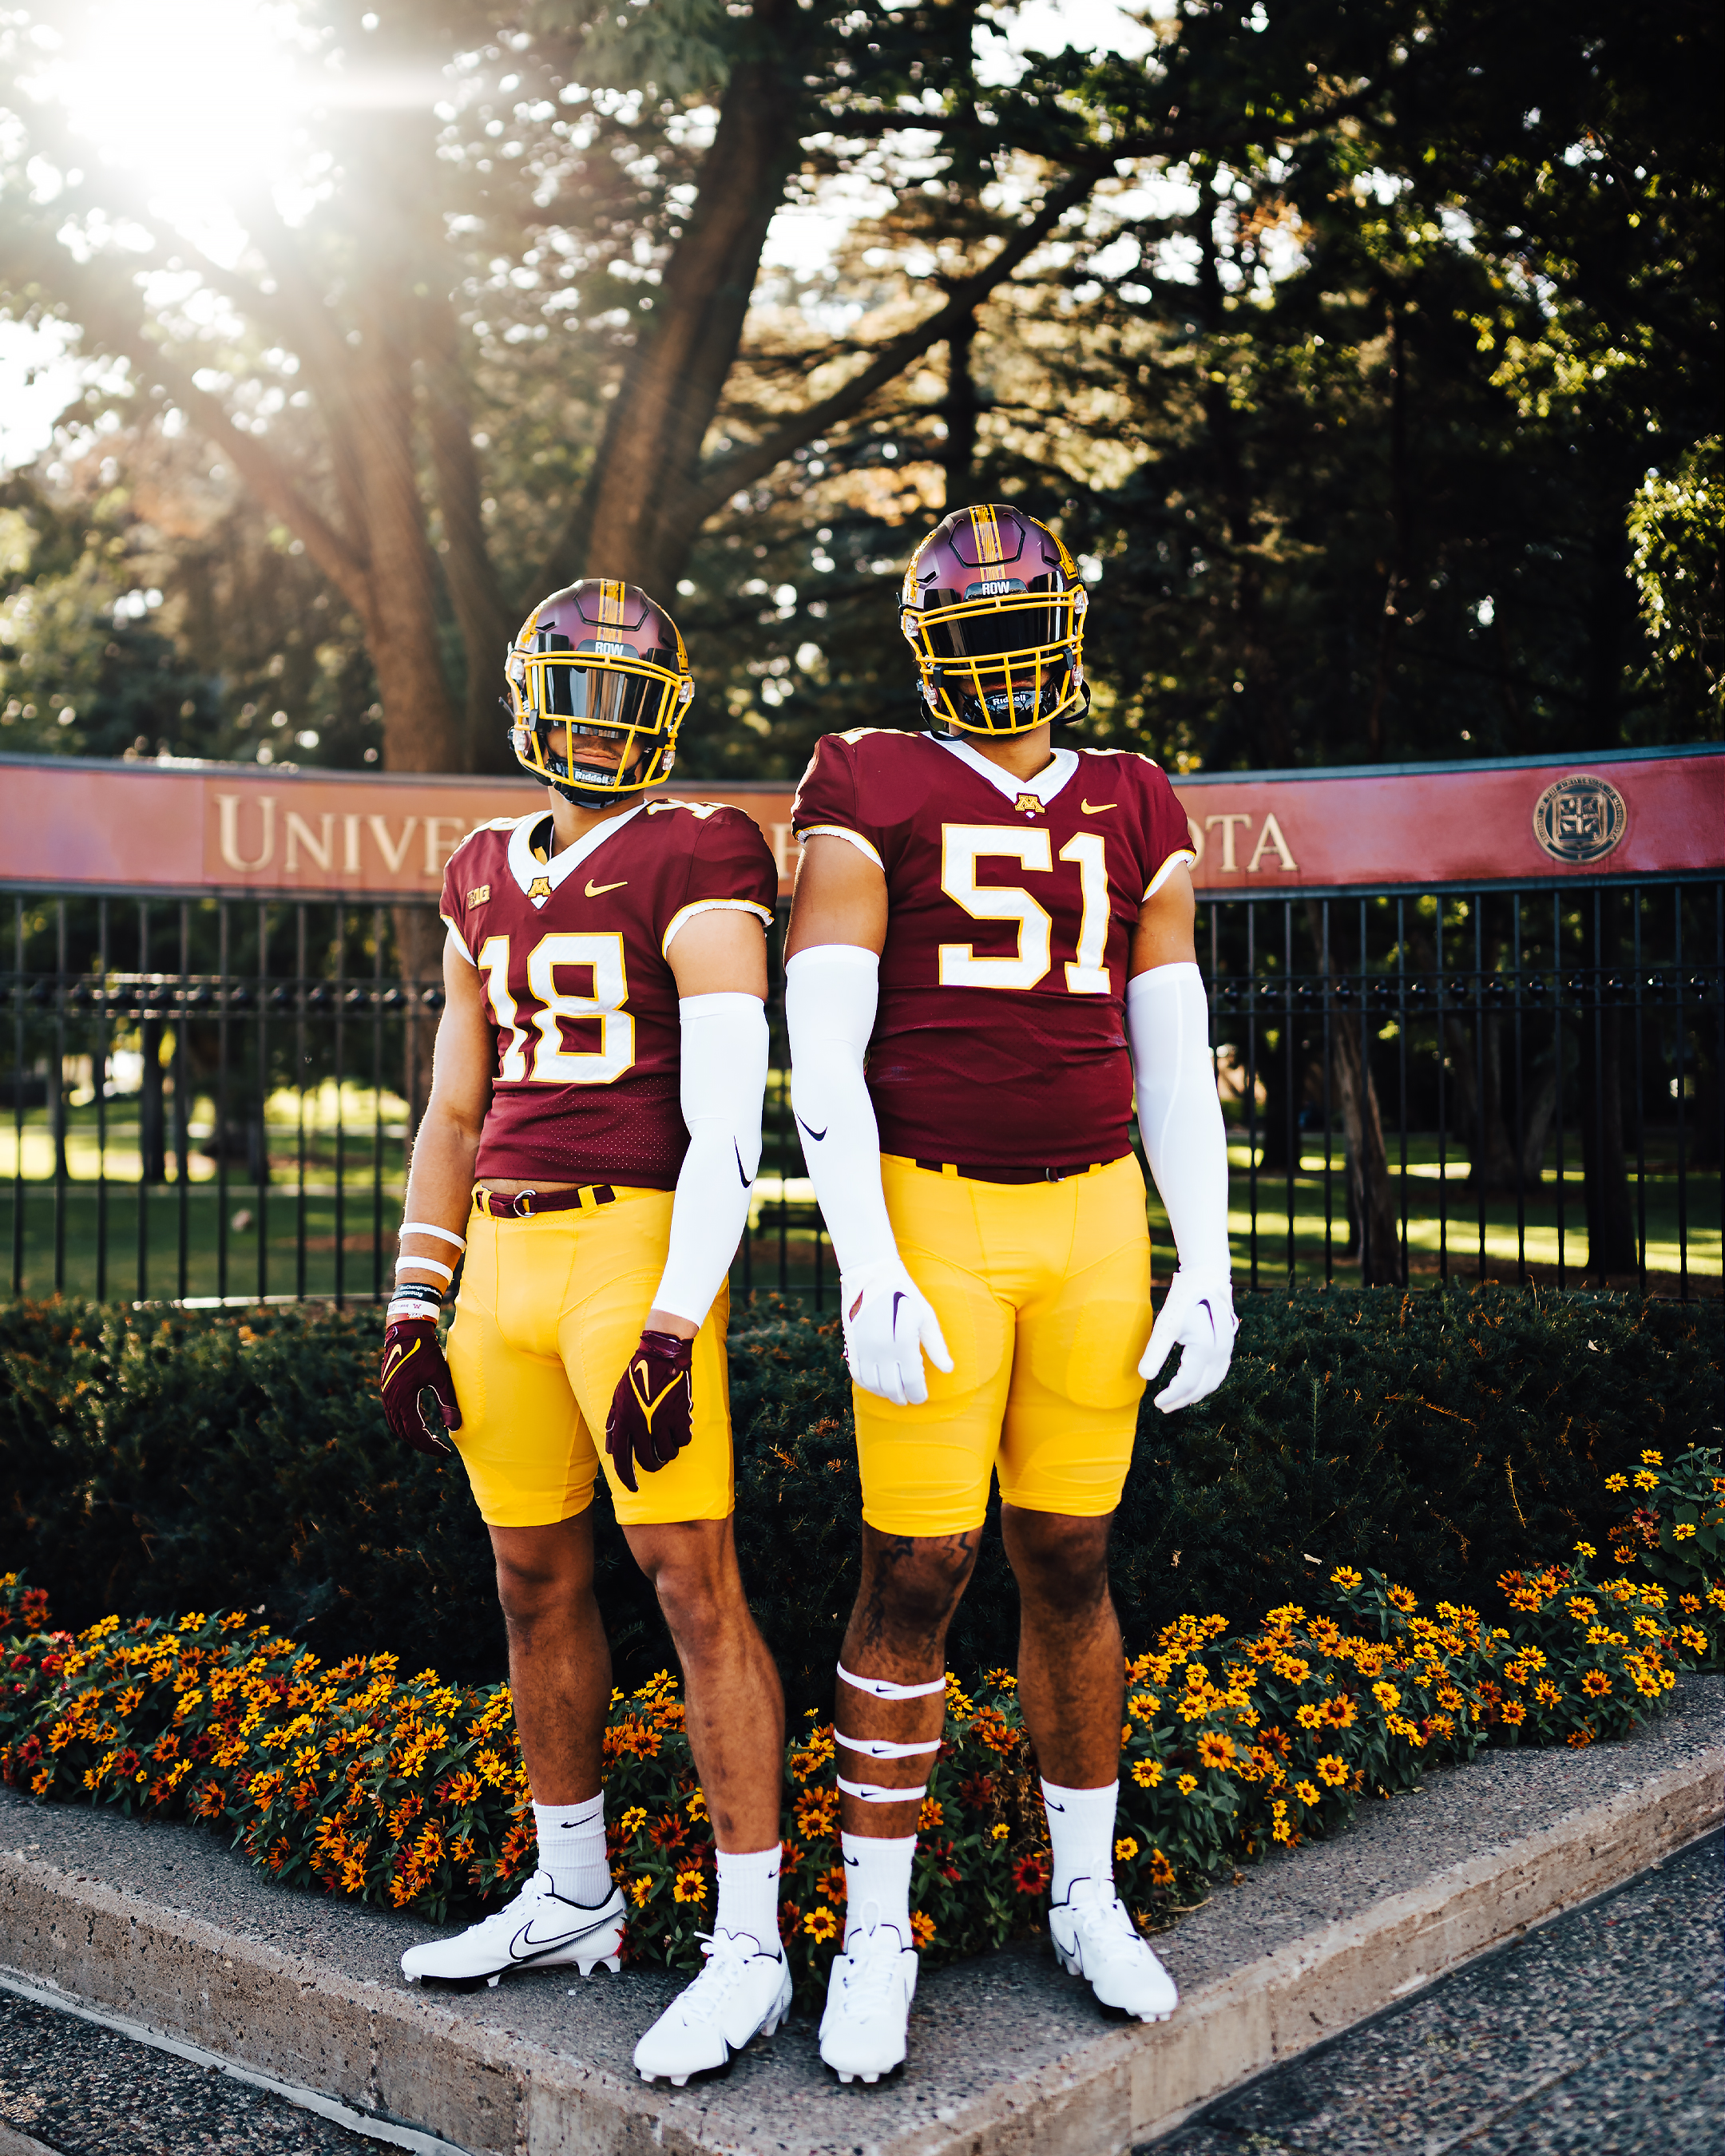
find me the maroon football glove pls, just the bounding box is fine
[380,1318,461,1459]
[605,1329,695,1494]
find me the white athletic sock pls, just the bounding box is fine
[714,1844,784,1959]
[840,1830,917,1952]
[1041,1778,1118,1904]
[532,1793,610,1907]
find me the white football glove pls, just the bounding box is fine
[1139,1270,1237,1413]
[841,1258,954,1407]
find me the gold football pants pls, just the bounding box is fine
[445,1190,732,1528]
[853,1153,1152,1537]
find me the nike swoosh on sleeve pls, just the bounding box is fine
[1080,800,1117,814]
[585,878,629,898]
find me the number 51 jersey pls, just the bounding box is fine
[440,799,777,1187]
[791,730,1196,1169]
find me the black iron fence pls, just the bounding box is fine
[2,878,1720,1310]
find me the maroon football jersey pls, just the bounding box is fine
[441,799,777,1186]
[792,730,1195,1167]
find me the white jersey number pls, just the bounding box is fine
[938,826,1112,995]
[477,932,635,1085]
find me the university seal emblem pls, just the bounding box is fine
[1532,774,1628,866]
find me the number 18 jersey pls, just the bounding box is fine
[440,799,777,1187]
[791,730,1195,1168]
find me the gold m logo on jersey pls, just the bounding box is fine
[528,875,553,901]
[1013,792,1043,816]
[1532,775,1628,865]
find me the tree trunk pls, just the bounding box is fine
[1307,901,1400,1283]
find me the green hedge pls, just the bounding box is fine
[2,1287,1719,1714]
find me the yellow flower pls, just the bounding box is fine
[1128,1693,1160,1719]
[910,1911,936,1948]
[1672,1524,1698,1542]
[1534,1680,1562,1706]
[1295,1703,1325,1730]
[1580,1670,1612,1698]
[1640,1449,1663,1466]
[1633,1470,1658,1491]
[1604,1473,1628,1492]
[672,1869,707,1904]
[1387,1585,1418,1614]
[1315,1754,1348,1787]
[1499,1700,1526,1726]
[1293,1779,1320,1805]
[1176,1774,1198,1796]
[1572,1543,1596,1560]
[629,1875,653,1905]
[1132,1760,1164,1789]
[686,1789,709,1821]
[991,1821,1009,1841]
[1372,1682,1402,1711]
[918,1797,943,1833]
[1196,1732,1236,1770]
[1330,1567,1363,1590]
[618,1807,648,1839]
[803,1904,839,1944]
[1115,1837,1139,1862]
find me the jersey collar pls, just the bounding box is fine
[506,801,647,907]
[931,733,1078,807]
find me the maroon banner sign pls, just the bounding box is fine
[0,746,1717,900]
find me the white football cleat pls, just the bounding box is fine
[633,1931,792,2087]
[400,1870,624,1987]
[818,1904,919,2083]
[1048,1880,1179,2022]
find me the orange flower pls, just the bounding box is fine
[910,1912,936,1948]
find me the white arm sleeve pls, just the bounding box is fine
[648,992,769,1328]
[1128,961,1231,1275]
[784,943,952,1405]
[783,945,895,1277]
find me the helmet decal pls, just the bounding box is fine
[900,504,1088,736]
[502,578,692,803]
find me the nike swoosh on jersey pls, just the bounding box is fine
[1081,800,1117,814]
[585,878,629,898]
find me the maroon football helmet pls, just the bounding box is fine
[901,505,1088,735]
[504,578,692,802]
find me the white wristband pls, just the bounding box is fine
[395,1255,454,1283]
[400,1222,467,1250]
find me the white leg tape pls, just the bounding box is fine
[400,1222,468,1250]
[837,1661,946,1701]
[835,1734,941,1760]
[838,1777,929,1804]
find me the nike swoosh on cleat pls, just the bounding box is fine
[585,878,629,898]
[796,1115,828,1143]
[1080,800,1116,814]
[508,1913,613,1963]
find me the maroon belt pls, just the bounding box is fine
[473,1183,617,1219]
[912,1159,1120,1186]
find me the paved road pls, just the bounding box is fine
[0,1987,387,2155]
[1150,1830,1723,2155]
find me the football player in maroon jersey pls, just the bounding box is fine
[784,506,1236,2079]
[382,581,793,2083]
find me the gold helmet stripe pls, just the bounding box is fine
[968,504,1004,565]
[597,579,627,626]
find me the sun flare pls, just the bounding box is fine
[42,1,311,223]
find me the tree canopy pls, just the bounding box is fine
[2,0,1717,779]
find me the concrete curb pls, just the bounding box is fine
[2,1737,1719,2156]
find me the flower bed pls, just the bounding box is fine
[4,1447,1719,2007]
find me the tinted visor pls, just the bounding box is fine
[536,660,658,732]
[922,579,1072,664]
